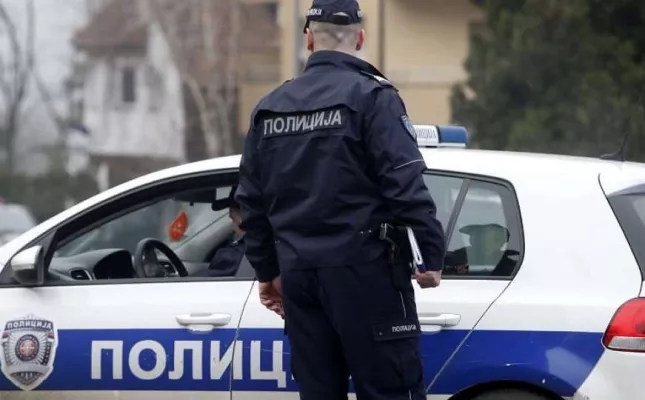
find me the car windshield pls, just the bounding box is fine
[56,200,229,257]
[0,205,36,233]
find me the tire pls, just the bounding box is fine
[472,389,552,400]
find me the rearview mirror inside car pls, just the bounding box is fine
[10,245,45,286]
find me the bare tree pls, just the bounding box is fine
[0,0,35,174]
[149,0,241,158]
[33,66,66,136]
[31,0,104,140]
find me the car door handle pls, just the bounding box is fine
[175,313,231,327]
[418,313,461,327]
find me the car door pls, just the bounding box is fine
[233,279,294,399]
[232,172,522,399]
[418,173,522,396]
[0,171,253,399]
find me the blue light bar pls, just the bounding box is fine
[414,125,469,148]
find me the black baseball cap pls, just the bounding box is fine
[303,0,363,34]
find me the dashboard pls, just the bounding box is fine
[49,249,137,281]
[47,249,212,282]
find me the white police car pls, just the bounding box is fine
[0,125,643,400]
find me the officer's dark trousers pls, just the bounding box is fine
[281,258,425,400]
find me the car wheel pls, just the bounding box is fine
[472,389,551,400]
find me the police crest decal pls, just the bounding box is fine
[1,314,58,391]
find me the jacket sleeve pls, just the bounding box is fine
[363,88,446,271]
[235,117,280,282]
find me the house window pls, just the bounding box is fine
[121,66,136,103]
[265,3,278,22]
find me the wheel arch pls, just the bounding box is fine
[449,380,563,400]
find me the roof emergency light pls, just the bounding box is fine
[413,125,469,148]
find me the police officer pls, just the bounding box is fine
[235,0,446,398]
[193,191,246,277]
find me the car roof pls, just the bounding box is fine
[136,148,644,185]
[421,148,645,180]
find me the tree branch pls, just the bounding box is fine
[33,65,66,137]
[149,0,241,158]
[149,0,220,156]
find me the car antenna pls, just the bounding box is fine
[601,87,645,161]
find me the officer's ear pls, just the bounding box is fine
[356,28,365,51]
[306,29,314,52]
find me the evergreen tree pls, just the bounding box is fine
[452,0,645,159]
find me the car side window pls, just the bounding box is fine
[424,173,522,278]
[443,180,521,277]
[0,174,254,287]
[56,199,224,257]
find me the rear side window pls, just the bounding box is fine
[607,192,645,278]
[424,174,523,279]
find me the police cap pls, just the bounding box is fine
[303,0,363,33]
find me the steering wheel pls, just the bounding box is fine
[133,238,189,278]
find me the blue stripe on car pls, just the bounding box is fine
[0,328,604,396]
[431,330,605,396]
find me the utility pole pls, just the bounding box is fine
[293,0,303,76]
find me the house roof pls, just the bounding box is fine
[73,0,280,57]
[73,0,147,53]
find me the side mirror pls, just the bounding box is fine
[9,245,46,286]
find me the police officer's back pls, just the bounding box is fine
[236,0,446,398]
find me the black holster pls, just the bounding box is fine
[380,223,414,290]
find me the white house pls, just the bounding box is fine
[72,0,280,188]
[72,0,186,187]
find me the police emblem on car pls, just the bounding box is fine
[1,314,58,391]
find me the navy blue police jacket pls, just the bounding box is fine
[193,238,245,277]
[235,50,445,282]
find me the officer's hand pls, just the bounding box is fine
[259,276,284,317]
[415,270,441,288]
